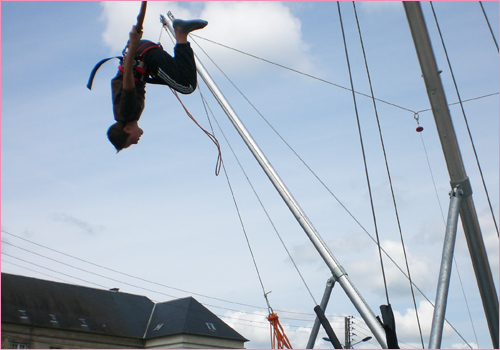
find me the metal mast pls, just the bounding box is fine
[163,12,388,349]
[403,2,499,348]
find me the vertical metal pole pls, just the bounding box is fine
[428,189,463,349]
[403,3,499,347]
[307,278,335,349]
[345,317,351,349]
[163,12,388,349]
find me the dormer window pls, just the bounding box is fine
[153,323,164,332]
[49,314,59,324]
[78,318,89,328]
[18,309,29,321]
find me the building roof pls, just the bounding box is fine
[1,273,247,342]
[145,297,241,340]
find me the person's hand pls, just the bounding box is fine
[128,25,143,47]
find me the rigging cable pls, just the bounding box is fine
[351,2,425,347]
[197,87,318,307]
[430,1,499,237]
[336,1,390,306]
[195,79,294,350]
[479,1,499,52]
[415,93,499,114]
[190,33,417,115]
[191,33,498,116]
[189,18,473,347]
[191,21,478,347]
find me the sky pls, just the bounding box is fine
[1,1,499,349]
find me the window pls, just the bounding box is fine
[18,310,29,321]
[49,314,59,324]
[206,322,216,331]
[78,318,89,329]
[12,342,28,349]
[153,323,164,332]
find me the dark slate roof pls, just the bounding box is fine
[145,297,247,341]
[1,273,247,342]
[1,273,154,338]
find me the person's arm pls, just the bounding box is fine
[122,25,143,90]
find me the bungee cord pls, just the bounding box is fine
[351,2,425,347]
[197,86,319,308]
[336,2,391,307]
[479,1,499,52]
[186,12,482,347]
[169,88,222,176]
[193,70,295,348]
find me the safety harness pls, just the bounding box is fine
[87,40,162,90]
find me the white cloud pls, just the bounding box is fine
[348,239,439,298]
[394,299,435,343]
[198,2,313,74]
[99,1,315,76]
[391,299,477,348]
[222,310,272,349]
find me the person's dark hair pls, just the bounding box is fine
[107,122,129,152]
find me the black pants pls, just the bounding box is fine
[143,42,197,94]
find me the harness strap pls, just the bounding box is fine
[87,41,162,90]
[86,56,121,90]
[118,63,146,82]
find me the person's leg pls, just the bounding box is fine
[144,19,207,93]
[144,44,196,94]
[175,29,188,44]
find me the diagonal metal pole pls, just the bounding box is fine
[429,188,463,349]
[403,3,499,348]
[307,277,336,349]
[162,12,388,349]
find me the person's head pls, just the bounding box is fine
[107,121,144,152]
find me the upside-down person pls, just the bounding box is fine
[106,18,207,152]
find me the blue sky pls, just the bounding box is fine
[1,1,498,349]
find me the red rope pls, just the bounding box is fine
[267,312,293,349]
[170,88,222,176]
